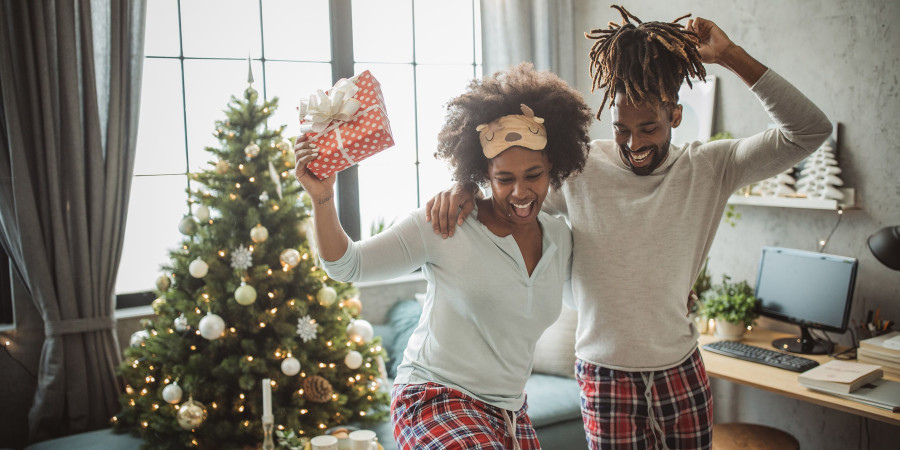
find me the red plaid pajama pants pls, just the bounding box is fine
[391,382,542,449]
[575,349,713,449]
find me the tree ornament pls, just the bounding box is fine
[194,205,210,222]
[162,382,183,404]
[303,375,333,403]
[235,282,258,306]
[343,297,362,317]
[347,319,374,343]
[281,356,301,376]
[176,397,207,430]
[230,244,253,270]
[259,191,269,203]
[244,143,261,159]
[199,312,225,340]
[296,315,317,342]
[174,313,190,332]
[344,351,363,370]
[130,330,150,348]
[178,216,198,235]
[250,224,269,243]
[279,248,301,268]
[276,140,291,153]
[189,258,209,278]
[151,297,167,314]
[155,274,171,291]
[317,286,337,306]
[215,159,230,174]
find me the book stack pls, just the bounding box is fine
[798,360,883,394]
[858,331,900,378]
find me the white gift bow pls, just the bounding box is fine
[299,76,362,133]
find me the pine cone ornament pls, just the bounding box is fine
[303,375,333,403]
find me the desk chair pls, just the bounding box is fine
[712,423,800,450]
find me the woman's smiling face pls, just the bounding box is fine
[486,146,552,225]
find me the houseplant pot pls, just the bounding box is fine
[700,275,759,341]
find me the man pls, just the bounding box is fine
[427,6,832,449]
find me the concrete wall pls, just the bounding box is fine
[573,0,900,446]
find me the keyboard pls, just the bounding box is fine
[702,340,819,373]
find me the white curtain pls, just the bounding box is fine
[480,0,576,84]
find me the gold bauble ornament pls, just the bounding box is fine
[176,397,207,430]
[155,274,171,291]
[344,297,362,317]
[244,143,261,159]
[151,297,166,314]
[250,224,269,243]
[279,248,301,268]
[234,282,257,306]
[317,286,337,306]
[215,159,230,174]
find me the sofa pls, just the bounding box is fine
[15,296,588,450]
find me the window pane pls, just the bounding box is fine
[116,175,189,294]
[180,0,262,58]
[351,0,412,63]
[183,59,265,173]
[415,64,477,200]
[263,0,331,61]
[473,0,482,65]
[414,0,475,64]
[355,63,417,238]
[134,58,187,175]
[264,61,333,140]
[144,0,180,57]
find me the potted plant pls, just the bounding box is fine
[700,274,759,340]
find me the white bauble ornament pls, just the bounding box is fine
[281,356,301,376]
[176,398,207,430]
[279,248,301,268]
[194,205,210,222]
[235,282,257,306]
[344,351,363,370]
[151,297,166,314]
[189,258,209,278]
[317,286,337,306]
[347,319,374,343]
[162,382,183,404]
[198,312,225,340]
[156,274,171,291]
[244,143,261,159]
[250,224,269,243]
[178,216,198,235]
[130,330,150,347]
[174,313,190,332]
[215,159,230,174]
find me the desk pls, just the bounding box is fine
[699,329,900,426]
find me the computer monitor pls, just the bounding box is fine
[754,246,858,355]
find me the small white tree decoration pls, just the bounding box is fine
[751,169,796,197]
[795,139,844,201]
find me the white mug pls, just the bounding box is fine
[349,429,378,450]
[311,435,339,450]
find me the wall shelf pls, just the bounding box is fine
[727,188,855,211]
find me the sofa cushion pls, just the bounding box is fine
[532,305,577,378]
[385,299,422,378]
[524,374,583,428]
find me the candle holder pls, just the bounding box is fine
[262,415,274,450]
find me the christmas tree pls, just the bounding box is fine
[115,71,390,449]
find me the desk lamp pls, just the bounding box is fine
[867,225,900,270]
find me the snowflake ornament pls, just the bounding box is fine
[296,315,318,342]
[230,244,253,270]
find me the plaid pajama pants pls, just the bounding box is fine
[575,349,713,450]
[391,382,541,449]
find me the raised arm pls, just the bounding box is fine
[294,140,349,262]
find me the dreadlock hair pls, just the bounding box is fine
[585,5,706,120]
[435,63,592,190]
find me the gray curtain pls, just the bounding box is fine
[0,0,146,442]
[480,0,576,84]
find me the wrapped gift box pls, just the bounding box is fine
[298,70,395,179]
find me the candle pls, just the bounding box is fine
[262,378,272,418]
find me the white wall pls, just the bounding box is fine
[573,0,900,446]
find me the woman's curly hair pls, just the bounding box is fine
[435,63,593,190]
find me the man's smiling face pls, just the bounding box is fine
[611,91,682,176]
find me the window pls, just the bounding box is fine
[114,0,482,296]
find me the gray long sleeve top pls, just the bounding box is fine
[322,206,573,410]
[543,69,833,371]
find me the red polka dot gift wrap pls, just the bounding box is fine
[298,70,395,180]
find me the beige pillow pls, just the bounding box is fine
[532,306,578,378]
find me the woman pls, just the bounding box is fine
[294,63,592,450]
